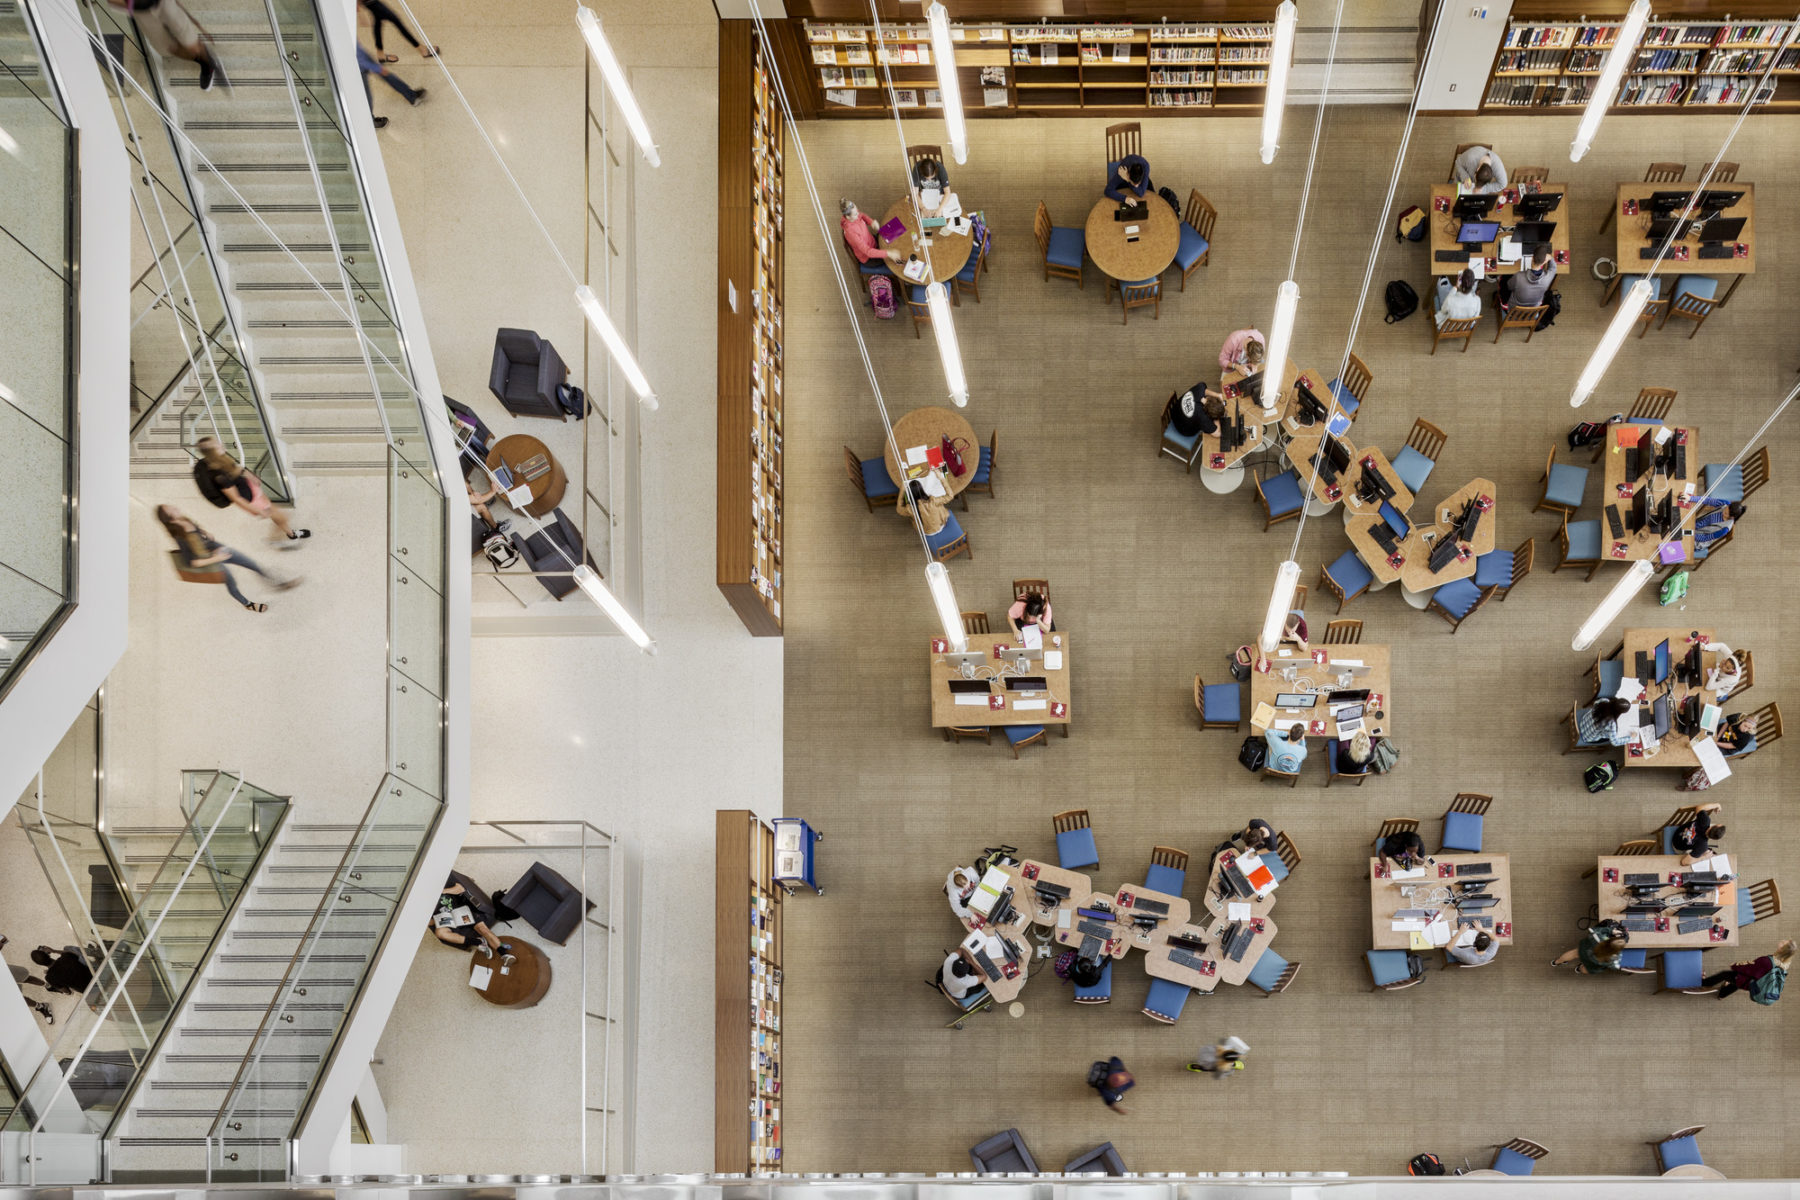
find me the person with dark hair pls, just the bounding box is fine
[1169,387,1227,439]
[898,478,951,535]
[1069,954,1105,989]
[30,946,96,995]
[156,505,297,612]
[1580,695,1635,746]
[911,158,951,216]
[1380,829,1427,870]
[1447,929,1498,967]
[1501,243,1556,308]
[1434,267,1482,328]
[1225,818,1275,855]
[360,0,436,61]
[1104,154,1153,203]
[1694,501,1745,547]
[939,951,982,1001]
[1088,1056,1135,1114]
[430,874,511,958]
[1008,592,1053,639]
[1671,802,1725,864]
[1553,921,1630,974]
[1264,724,1308,773]
[1452,144,1508,194]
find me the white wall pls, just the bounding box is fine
[1416,0,1511,111]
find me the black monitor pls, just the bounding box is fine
[1380,500,1410,540]
[1698,189,1743,211]
[1514,191,1562,218]
[1456,499,1483,543]
[1234,371,1264,398]
[1682,642,1704,683]
[1647,216,1697,244]
[1630,486,1650,532]
[1657,491,1675,531]
[1654,638,1671,683]
[1456,220,1500,246]
[1702,215,1746,243]
[1653,694,1671,738]
[1324,435,1352,475]
[1648,190,1691,215]
[1453,194,1498,219]
[1511,220,1556,248]
[1294,381,1328,425]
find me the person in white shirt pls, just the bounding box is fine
[1447,929,1498,967]
[1435,268,1481,328]
[1452,145,1508,194]
[945,866,980,922]
[939,951,981,1000]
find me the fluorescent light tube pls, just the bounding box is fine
[925,562,968,653]
[1258,560,1302,654]
[1572,559,1653,651]
[1570,279,1650,407]
[574,284,657,409]
[576,5,660,167]
[1571,0,1650,162]
[1262,280,1299,410]
[573,564,655,652]
[925,283,968,407]
[926,3,967,166]
[1259,2,1298,164]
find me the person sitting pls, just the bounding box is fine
[1218,328,1267,374]
[1447,929,1498,967]
[467,476,510,535]
[1229,818,1275,855]
[1379,829,1427,870]
[1008,592,1053,639]
[1717,713,1758,758]
[1579,696,1635,746]
[1069,953,1105,990]
[1263,725,1308,774]
[1435,268,1481,327]
[1169,388,1226,440]
[1281,611,1309,651]
[938,951,981,1001]
[839,199,903,269]
[1104,154,1153,203]
[899,478,951,536]
[430,873,511,958]
[1500,243,1556,309]
[1452,144,1508,194]
[1338,728,1378,776]
[1553,921,1629,974]
[1694,501,1744,547]
[945,865,981,922]
[1670,803,1725,865]
[911,158,951,216]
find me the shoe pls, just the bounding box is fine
[409,88,427,107]
[497,942,513,956]
[287,528,312,540]
[275,577,302,591]
[373,116,390,129]
[198,57,216,90]
[496,518,513,533]
[380,52,399,63]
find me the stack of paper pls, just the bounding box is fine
[970,867,1009,915]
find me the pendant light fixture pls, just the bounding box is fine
[1569,279,1650,407]
[925,562,968,653]
[1570,0,1650,162]
[1259,2,1300,164]
[1572,560,1653,651]
[1261,280,1300,412]
[575,284,657,409]
[925,3,967,165]
[924,282,968,407]
[577,5,661,167]
[1258,560,1302,654]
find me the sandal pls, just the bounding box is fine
[380,52,399,62]
[421,44,439,57]
[244,602,268,612]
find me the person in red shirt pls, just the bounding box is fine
[839,200,902,268]
[1702,939,1794,1000]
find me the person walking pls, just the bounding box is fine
[1087,1056,1134,1115]
[157,505,299,612]
[192,435,311,544]
[1186,1035,1250,1077]
[357,44,427,128]
[106,0,221,90]
[359,0,435,61]
[1702,939,1793,1001]
[1552,921,1630,975]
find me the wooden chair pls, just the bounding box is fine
[1012,579,1050,604]
[1748,878,1782,923]
[1448,142,1483,182]
[930,521,971,563]
[1738,444,1772,501]
[1534,448,1589,518]
[1448,792,1492,816]
[1292,582,1308,611]
[1628,386,1677,423]
[1687,525,1732,572]
[1491,1139,1551,1172]
[1260,762,1301,788]
[1194,675,1243,731]
[1701,160,1739,183]
[1494,303,1549,343]
[1633,284,1668,337]
[1252,463,1304,531]
[1562,702,1607,754]
[1656,953,1718,996]
[904,285,932,339]
[1273,830,1302,875]
[1006,726,1047,758]
[1488,536,1535,601]
[1648,1127,1708,1171]
[1430,315,1479,354]
[1259,960,1301,996]
[1582,839,1656,877]
[952,240,987,305]
[961,611,989,636]
[1660,278,1718,337]
[960,429,997,508]
[1176,190,1217,291]
[1149,845,1189,881]
[1033,201,1084,289]
[905,143,943,174]
[1732,648,1755,698]
[1512,165,1549,184]
[1644,162,1686,183]
[1104,121,1141,164]
[1428,580,1493,633]
[1375,818,1420,845]
[1366,950,1424,991]
[1160,394,1204,471]
[1321,619,1362,645]
[1337,350,1373,412]
[1107,276,1161,324]
[945,726,990,745]
[1318,552,1373,613]
[1052,809,1096,866]
[1742,701,1782,752]
[845,446,897,513]
[1405,417,1448,463]
[1659,804,1707,833]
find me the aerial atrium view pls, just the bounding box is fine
[0,0,1795,1194]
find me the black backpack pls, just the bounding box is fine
[1408,1154,1445,1177]
[1568,420,1607,450]
[1383,279,1419,323]
[1238,736,1266,773]
[191,461,232,509]
[1086,1060,1111,1089]
[1536,289,1562,330]
[1585,760,1619,793]
[1157,185,1180,215]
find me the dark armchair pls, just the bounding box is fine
[969,1128,1039,1174]
[488,328,569,420]
[500,861,593,945]
[510,507,596,600]
[444,394,495,459]
[1063,1142,1127,1176]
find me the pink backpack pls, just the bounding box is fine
[868,274,898,319]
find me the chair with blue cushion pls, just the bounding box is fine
[1392,418,1446,494]
[1618,947,1652,974]
[1073,959,1113,1005]
[1172,189,1216,291]
[952,240,988,305]
[1319,550,1375,613]
[1194,675,1242,731]
[1160,393,1204,471]
[1365,949,1422,991]
[1616,275,1667,338]
[1703,446,1768,505]
[1143,846,1189,897]
[1142,976,1192,1023]
[1534,447,1590,518]
[1428,576,1492,634]
[1246,948,1299,996]
[1003,724,1045,758]
[1270,830,1300,882]
[905,284,935,339]
[1657,949,1712,995]
[1439,794,1490,853]
[1253,463,1304,531]
[1108,276,1162,325]
[1052,809,1098,870]
[1475,536,1534,601]
[1660,274,1718,337]
[926,512,971,564]
[1743,878,1781,925]
[1554,517,1603,581]
[1327,351,1372,419]
[962,430,997,507]
[1489,1138,1550,1176]
[1594,657,1624,698]
[1327,738,1373,788]
[1034,200,1085,289]
[845,445,900,513]
[1649,1126,1708,1174]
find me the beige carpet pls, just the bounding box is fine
[777,109,1797,1178]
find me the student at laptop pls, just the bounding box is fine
[1717,713,1758,758]
[1670,803,1725,865]
[1579,696,1634,746]
[1435,268,1481,328]
[911,158,951,216]
[898,478,951,536]
[1379,829,1427,870]
[1446,929,1497,967]
[1216,818,1275,858]
[1694,501,1744,547]
[1169,388,1227,439]
[1338,729,1377,776]
[1499,244,1555,308]
[1104,154,1153,203]
[1263,725,1308,774]
[1218,328,1266,374]
[938,952,981,1001]
[1452,144,1508,194]
[1008,592,1053,639]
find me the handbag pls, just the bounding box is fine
[168,550,225,585]
[941,435,968,477]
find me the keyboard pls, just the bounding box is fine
[1623,872,1661,885]
[1434,249,1467,262]
[1455,862,1492,875]
[1607,506,1626,538]
[1639,246,1660,259]
[1226,925,1255,961]
[1674,444,1687,476]
[1676,918,1712,935]
[1697,243,1732,259]
[1622,917,1658,932]
[1466,916,1495,928]
[1372,524,1399,554]
[1685,872,1723,885]
[973,949,1001,980]
[1035,882,1071,901]
[1132,897,1170,916]
[1168,948,1208,971]
[1077,919,1113,937]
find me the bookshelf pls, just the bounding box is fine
[1481,13,1797,111]
[715,810,784,1174]
[718,25,785,636]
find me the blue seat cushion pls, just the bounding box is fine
[1056,826,1099,870]
[1260,469,1304,516]
[1144,976,1191,1021]
[925,513,965,557]
[1544,462,1589,509]
[862,459,899,499]
[1441,810,1484,853]
[1598,659,1624,695]
[1659,1135,1704,1169]
[1264,854,1290,884]
[1392,445,1435,494]
[1327,377,1360,416]
[1662,824,1680,855]
[1174,222,1210,270]
[1073,959,1112,1001]
[956,255,981,282]
[1492,1147,1536,1177]
[1703,463,1743,504]
[1163,421,1201,454]
[1619,947,1647,969]
[1738,886,1756,927]
[1566,519,1602,561]
[1046,226,1085,270]
[1366,949,1413,987]
[1672,275,1718,308]
[1433,577,1485,620]
[1004,722,1045,746]
[1619,273,1662,301]
[909,284,930,304]
[1203,683,1240,723]
[1474,549,1513,588]
[972,447,993,484]
[1143,863,1186,896]
[1245,948,1289,993]
[1327,548,1375,595]
[1662,949,1705,990]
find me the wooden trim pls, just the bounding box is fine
[716,810,784,1173]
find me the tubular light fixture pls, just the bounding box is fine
[925,283,969,407]
[1261,280,1300,410]
[1572,559,1654,651]
[1570,0,1650,162]
[573,563,656,652]
[576,5,660,167]
[926,3,967,165]
[1259,1,1299,164]
[1258,560,1302,654]
[574,284,657,409]
[1570,278,1650,407]
[925,562,968,654]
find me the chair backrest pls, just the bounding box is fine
[1193,674,1205,715]
[1500,303,1548,331]
[1160,393,1180,436]
[1449,792,1492,816]
[1013,579,1050,603]
[1377,818,1420,840]
[1121,279,1160,305]
[1292,582,1307,611]
[1629,387,1677,421]
[1322,619,1363,645]
[1273,830,1301,871]
[1052,809,1090,834]
[1105,121,1141,163]
[986,429,998,475]
[1645,162,1686,182]
[1558,516,1596,564]
[844,446,866,495]
[1744,701,1782,748]
[1512,166,1549,184]
[1318,560,1347,606]
[1341,350,1373,402]
[1033,201,1053,260]
[1665,1125,1706,1143]
[1499,1138,1550,1161]
[907,289,933,323]
[1741,444,1771,498]
[962,611,989,635]
[1150,845,1189,871]
[1670,289,1717,320]
[1449,143,1482,181]
[1701,160,1739,183]
[906,143,943,173]
[1750,878,1782,921]
[1435,317,1480,342]
[1616,838,1657,857]
[1662,804,1703,830]
[1738,648,1755,693]
[1268,961,1301,994]
[1510,536,1536,587]
[1184,188,1218,241]
[1407,418,1448,461]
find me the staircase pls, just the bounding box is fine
[1292,20,1419,106]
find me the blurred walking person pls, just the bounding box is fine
[192,435,311,545]
[157,505,299,612]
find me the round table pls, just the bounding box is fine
[1200,465,1246,494]
[884,406,978,495]
[1662,1165,1725,1179]
[486,434,567,519]
[473,936,552,1009]
[1084,196,1180,283]
[1460,1170,1506,1178]
[1400,583,1434,610]
[881,199,973,286]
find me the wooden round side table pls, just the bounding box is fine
[473,936,552,1009]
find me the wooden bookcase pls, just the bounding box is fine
[718,24,785,636]
[1481,10,1800,112]
[715,810,783,1174]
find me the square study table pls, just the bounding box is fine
[1599,423,1699,565]
[1052,883,1189,960]
[927,634,1073,729]
[1617,627,1733,770]
[1594,853,1739,948]
[1428,182,1572,278]
[1370,853,1514,950]
[1605,182,1755,307]
[1251,643,1392,739]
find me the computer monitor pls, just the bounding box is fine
[1379,500,1410,540]
[1701,215,1746,243]
[1004,675,1048,692]
[1698,189,1743,211]
[1234,371,1264,398]
[1656,491,1675,532]
[944,650,987,675]
[1455,499,1481,543]
[1653,694,1671,738]
[1630,486,1650,533]
[1274,692,1318,708]
[1359,462,1395,501]
[1648,190,1691,215]
[1647,216,1697,244]
[1654,638,1671,684]
[1453,194,1498,220]
[948,678,990,695]
[1511,220,1556,248]
[1682,642,1704,684]
[1294,381,1328,425]
[1324,435,1352,475]
[1455,220,1500,246]
[1513,191,1562,218]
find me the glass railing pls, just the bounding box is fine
[389,447,446,796]
[0,0,77,700]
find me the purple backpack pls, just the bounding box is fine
[868,274,898,319]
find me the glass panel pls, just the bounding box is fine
[389,554,443,694]
[388,671,444,798]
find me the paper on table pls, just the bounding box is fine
[1392,920,1427,932]
[1021,623,1043,650]
[469,963,493,990]
[1455,928,1478,947]
[1250,701,1275,730]
[1616,676,1645,702]
[1058,909,1072,929]
[1425,919,1452,947]
[1692,736,1731,784]
[1498,236,1522,263]
[1228,902,1252,921]
[904,445,929,466]
[1044,651,1064,671]
[1408,931,1432,950]
[919,471,948,497]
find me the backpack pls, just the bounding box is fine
[1238,736,1266,773]
[556,382,587,420]
[1584,760,1618,793]
[1371,739,1400,774]
[1383,279,1419,323]
[1751,965,1786,1005]
[1229,644,1254,682]
[1407,1154,1445,1177]
[1536,289,1562,330]
[974,844,1018,875]
[1158,185,1181,215]
[192,461,232,508]
[1086,1060,1111,1089]
[1660,570,1689,607]
[482,533,519,570]
[1568,420,1607,450]
[868,274,898,319]
[1395,206,1427,242]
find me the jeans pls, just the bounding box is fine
[1701,971,1740,997]
[218,550,270,606]
[363,0,420,51]
[362,64,419,107]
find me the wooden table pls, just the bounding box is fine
[928,634,1073,729]
[1338,446,1413,520]
[885,406,978,495]
[1595,853,1739,947]
[471,936,551,1008]
[1428,182,1571,278]
[1112,883,1191,955]
[1605,182,1755,306]
[1199,389,1269,477]
[1053,890,1132,959]
[1369,853,1513,950]
[881,198,973,284]
[486,435,567,519]
[1084,195,1179,282]
[1223,356,1300,426]
[1197,908,1278,988]
[1250,643,1392,739]
[1347,477,1496,596]
[1618,627,1729,770]
[1000,860,1091,929]
[1143,921,1223,991]
[957,927,1030,1002]
[1200,848,1280,919]
[1599,423,1699,565]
